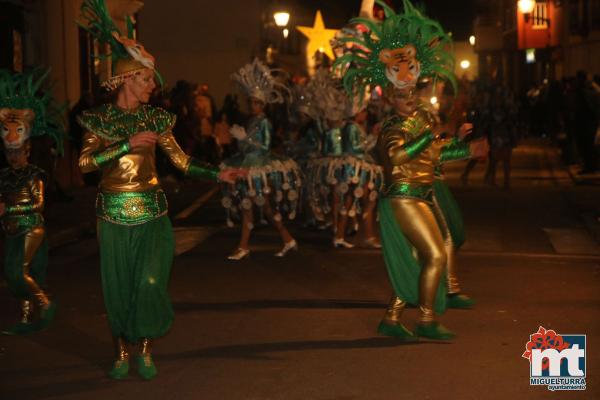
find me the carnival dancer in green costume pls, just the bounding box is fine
[77,0,242,380]
[0,69,63,335]
[220,59,301,260]
[419,81,479,308]
[433,162,475,308]
[335,0,487,339]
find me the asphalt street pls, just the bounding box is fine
[1,140,599,400]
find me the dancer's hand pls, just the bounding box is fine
[230,125,247,140]
[219,168,247,184]
[129,131,158,150]
[0,202,5,217]
[469,138,489,159]
[458,123,473,140]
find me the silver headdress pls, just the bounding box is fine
[232,58,289,104]
[307,69,347,122]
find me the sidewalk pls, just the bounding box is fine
[441,140,600,257]
[567,165,600,186]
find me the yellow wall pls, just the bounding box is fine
[43,0,82,106]
[139,0,263,106]
[40,0,83,188]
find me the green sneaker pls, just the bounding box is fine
[415,322,456,340]
[108,359,129,380]
[377,321,417,341]
[1,322,36,336]
[137,354,157,380]
[446,293,475,309]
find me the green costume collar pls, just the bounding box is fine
[77,104,175,141]
[0,165,46,191]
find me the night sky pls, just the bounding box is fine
[291,0,477,41]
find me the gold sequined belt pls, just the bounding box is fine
[96,188,168,226]
[383,183,433,202]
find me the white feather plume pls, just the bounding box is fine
[231,58,289,104]
[307,69,347,122]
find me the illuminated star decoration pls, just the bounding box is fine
[297,10,338,62]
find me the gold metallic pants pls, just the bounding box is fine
[22,227,50,307]
[390,197,447,323]
[432,196,461,294]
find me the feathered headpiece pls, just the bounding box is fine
[231,58,289,104]
[0,68,65,154]
[307,69,348,122]
[78,0,162,90]
[291,84,320,121]
[333,0,455,97]
[330,25,365,59]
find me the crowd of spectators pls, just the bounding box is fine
[524,71,600,174]
[455,70,599,189]
[7,69,597,198]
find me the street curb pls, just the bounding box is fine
[566,165,600,185]
[262,245,600,262]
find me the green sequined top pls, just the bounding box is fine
[77,104,176,141]
[439,137,471,164]
[0,164,46,236]
[377,106,471,194]
[78,104,218,225]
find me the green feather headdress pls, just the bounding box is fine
[0,68,66,155]
[79,0,130,63]
[333,0,456,98]
[78,0,163,89]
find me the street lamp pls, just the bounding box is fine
[274,11,290,27]
[460,60,471,69]
[518,0,536,23]
[518,0,551,27]
[469,35,476,46]
[518,0,536,15]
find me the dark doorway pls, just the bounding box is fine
[0,2,25,72]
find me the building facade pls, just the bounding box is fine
[474,0,600,93]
